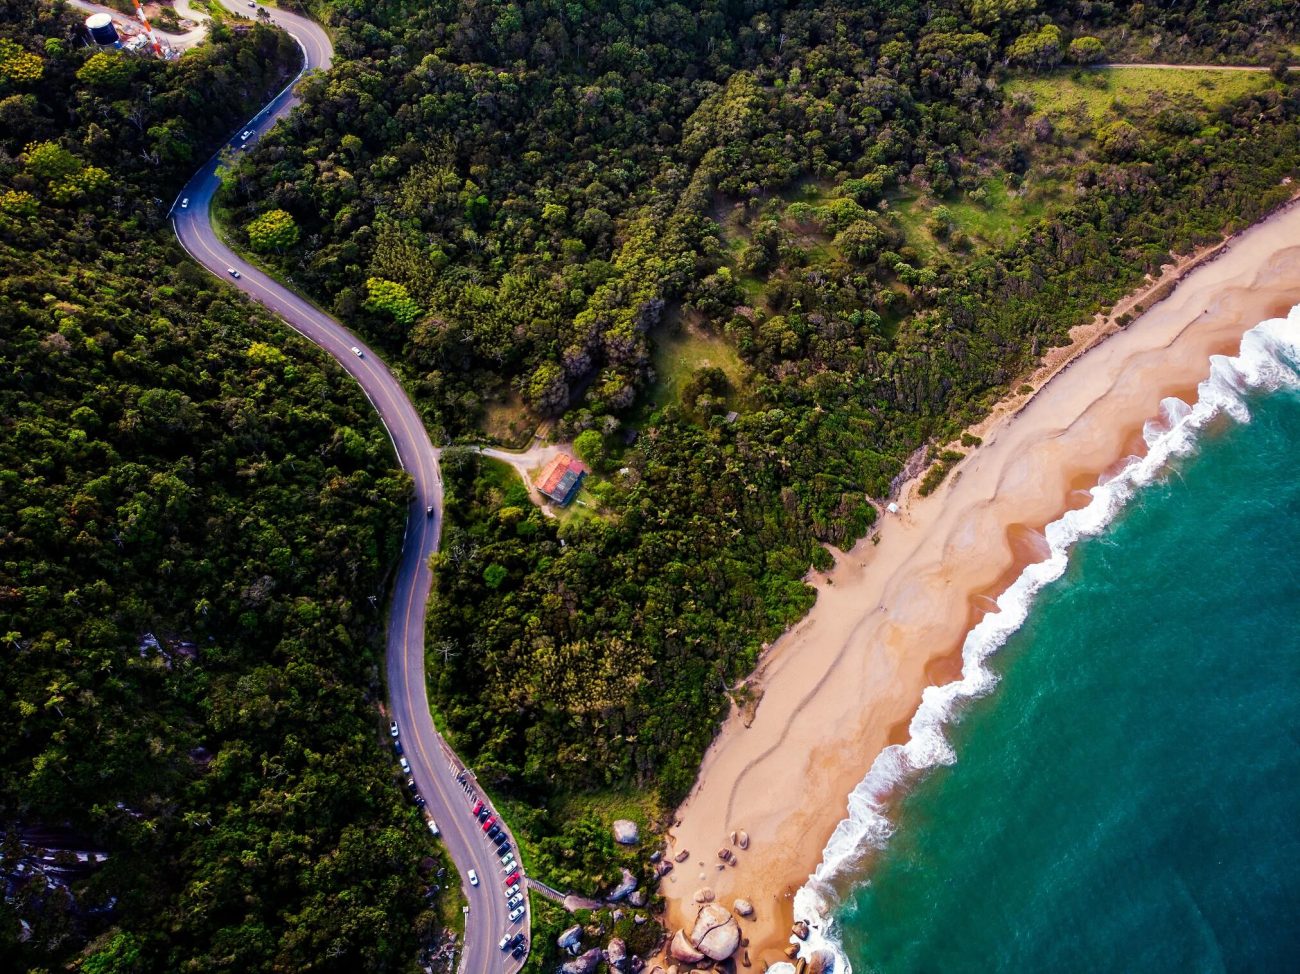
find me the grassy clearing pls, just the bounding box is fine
[1006,67,1274,126]
[550,480,603,525]
[549,787,665,834]
[432,846,467,940]
[882,192,938,260]
[885,175,1052,258]
[736,272,765,305]
[493,785,663,894]
[711,197,752,251]
[478,455,525,496]
[943,177,1050,246]
[479,390,534,447]
[784,179,837,206]
[887,66,1280,258]
[649,315,749,409]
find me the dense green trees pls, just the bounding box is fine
[218,3,1300,931]
[0,4,441,971]
[5,1,1299,971]
[217,8,1299,948]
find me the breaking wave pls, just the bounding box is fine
[773,306,1300,974]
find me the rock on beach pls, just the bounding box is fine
[562,948,604,974]
[689,902,741,961]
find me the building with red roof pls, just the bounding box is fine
[535,453,588,506]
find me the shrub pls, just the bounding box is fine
[1067,36,1105,64]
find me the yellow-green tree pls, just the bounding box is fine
[75,50,135,89]
[0,38,42,84]
[363,277,421,325]
[245,208,300,252]
[1068,36,1105,64]
[23,141,80,180]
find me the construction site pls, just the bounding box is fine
[77,1,205,60]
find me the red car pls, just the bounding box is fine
[503,870,521,887]
[472,800,484,817]
[482,815,497,832]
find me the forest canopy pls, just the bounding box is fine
[217,1,1299,954]
[0,3,443,971]
[3,0,1299,970]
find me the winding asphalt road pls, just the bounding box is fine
[167,2,528,969]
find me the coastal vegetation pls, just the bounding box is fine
[0,4,445,970]
[214,2,1299,967]
[3,0,1300,971]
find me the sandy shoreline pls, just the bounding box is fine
[658,195,1300,968]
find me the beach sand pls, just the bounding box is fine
[659,196,1300,967]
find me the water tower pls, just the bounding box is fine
[85,13,120,46]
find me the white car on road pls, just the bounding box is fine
[468,870,478,887]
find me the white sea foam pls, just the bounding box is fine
[787,307,1300,974]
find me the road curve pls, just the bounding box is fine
[169,3,528,970]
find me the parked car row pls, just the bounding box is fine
[469,789,527,950]
[387,726,525,961]
[390,722,437,836]
[498,931,527,959]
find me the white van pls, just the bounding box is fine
[428,820,440,837]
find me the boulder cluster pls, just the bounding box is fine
[656,827,758,968]
[667,902,741,964]
[557,932,645,974]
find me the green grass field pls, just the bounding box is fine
[478,391,534,447]
[1006,67,1274,126]
[886,175,1052,258]
[649,316,748,409]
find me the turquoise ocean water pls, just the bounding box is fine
[790,311,1300,973]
